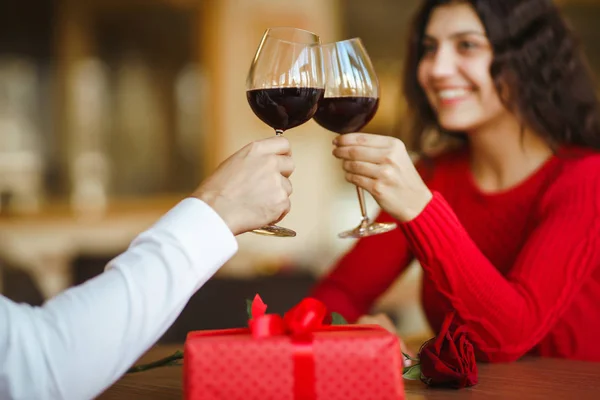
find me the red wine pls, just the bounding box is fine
[247,87,324,131]
[313,96,379,134]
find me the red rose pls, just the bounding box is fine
[419,312,478,388]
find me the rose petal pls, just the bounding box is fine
[420,349,463,385]
[440,332,461,365]
[418,312,478,389]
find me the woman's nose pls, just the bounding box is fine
[430,46,457,78]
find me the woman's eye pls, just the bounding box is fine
[458,41,479,51]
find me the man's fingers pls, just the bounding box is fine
[255,136,292,155]
[281,176,293,196]
[277,155,295,178]
[273,198,291,224]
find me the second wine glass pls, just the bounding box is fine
[246,27,325,237]
[313,38,397,238]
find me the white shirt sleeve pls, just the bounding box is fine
[0,197,238,400]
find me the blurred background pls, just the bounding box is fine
[0,0,597,342]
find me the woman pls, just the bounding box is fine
[311,0,600,362]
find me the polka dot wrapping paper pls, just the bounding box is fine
[183,326,405,400]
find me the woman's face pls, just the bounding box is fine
[417,2,508,133]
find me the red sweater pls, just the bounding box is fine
[311,146,600,362]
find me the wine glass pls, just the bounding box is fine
[313,38,397,238]
[246,27,325,237]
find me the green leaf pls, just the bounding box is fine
[402,363,422,380]
[330,312,348,325]
[246,298,253,319]
[402,351,419,362]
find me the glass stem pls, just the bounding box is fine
[275,129,284,136]
[356,186,369,228]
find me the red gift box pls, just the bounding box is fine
[183,296,405,400]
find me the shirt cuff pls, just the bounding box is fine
[106,197,238,272]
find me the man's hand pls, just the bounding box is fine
[192,136,294,235]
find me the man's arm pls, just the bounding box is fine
[0,198,237,400]
[0,136,295,400]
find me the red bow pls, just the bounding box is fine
[247,294,333,399]
[248,294,329,339]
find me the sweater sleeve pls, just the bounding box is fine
[310,211,414,322]
[401,177,600,362]
[310,159,438,322]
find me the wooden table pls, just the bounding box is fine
[99,343,600,399]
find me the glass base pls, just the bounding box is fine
[338,220,397,239]
[252,224,297,237]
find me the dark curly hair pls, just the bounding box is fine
[403,0,600,152]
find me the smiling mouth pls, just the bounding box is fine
[436,88,471,106]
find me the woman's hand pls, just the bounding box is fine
[357,313,414,367]
[357,313,398,334]
[333,133,432,222]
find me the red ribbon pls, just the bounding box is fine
[247,295,329,400]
